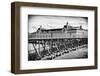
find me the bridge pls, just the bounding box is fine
[28,37,88,60]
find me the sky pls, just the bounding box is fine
[28,15,88,33]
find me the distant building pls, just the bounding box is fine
[29,22,88,39]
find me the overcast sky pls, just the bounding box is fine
[28,15,88,33]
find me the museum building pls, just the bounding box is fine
[29,22,88,39]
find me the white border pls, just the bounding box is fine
[20,6,95,70]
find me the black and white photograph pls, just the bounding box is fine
[28,15,88,61]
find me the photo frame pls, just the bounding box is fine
[11,2,98,74]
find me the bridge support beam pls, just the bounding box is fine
[32,43,41,59]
